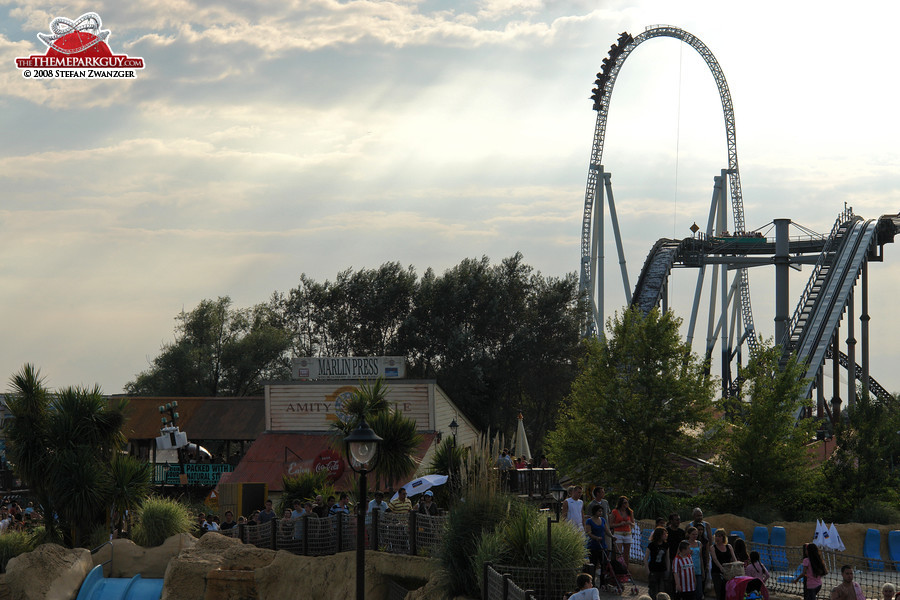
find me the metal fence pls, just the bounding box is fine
[747,542,900,599]
[483,563,544,600]
[215,510,447,558]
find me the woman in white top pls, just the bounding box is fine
[568,573,600,600]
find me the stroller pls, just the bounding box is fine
[726,576,770,600]
[595,547,638,595]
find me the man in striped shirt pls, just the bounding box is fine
[673,540,696,600]
[388,487,412,513]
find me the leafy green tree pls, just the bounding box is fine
[713,342,816,518]
[126,297,291,396]
[822,391,900,520]
[545,307,716,495]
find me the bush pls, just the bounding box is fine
[473,503,587,599]
[0,531,34,572]
[277,470,334,515]
[131,496,194,547]
[438,491,513,598]
[852,500,900,525]
[634,490,675,520]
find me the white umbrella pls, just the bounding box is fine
[826,523,845,552]
[514,412,532,461]
[813,519,828,545]
[391,474,449,500]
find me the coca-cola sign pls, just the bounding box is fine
[312,450,345,482]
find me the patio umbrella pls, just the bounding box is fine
[514,412,532,462]
[813,519,828,545]
[826,523,845,551]
[391,474,449,500]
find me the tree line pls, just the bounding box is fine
[125,253,585,446]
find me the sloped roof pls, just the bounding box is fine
[219,431,437,492]
[119,396,265,440]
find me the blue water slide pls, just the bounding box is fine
[76,565,164,600]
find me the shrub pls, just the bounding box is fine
[0,531,34,572]
[852,500,900,525]
[131,496,194,547]
[277,470,333,515]
[438,490,512,597]
[473,502,586,598]
[633,490,675,520]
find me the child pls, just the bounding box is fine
[568,573,601,600]
[673,540,696,600]
[745,550,769,584]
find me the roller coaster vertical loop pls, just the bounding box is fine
[580,25,757,356]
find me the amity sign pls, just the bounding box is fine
[290,356,406,380]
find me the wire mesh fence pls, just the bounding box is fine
[208,512,447,558]
[489,563,579,600]
[484,563,543,600]
[748,542,900,599]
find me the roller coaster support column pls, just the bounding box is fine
[592,166,604,337]
[847,288,856,408]
[605,172,632,304]
[774,219,791,344]
[861,262,870,400]
[717,170,730,386]
[832,332,842,421]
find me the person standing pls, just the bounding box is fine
[562,485,585,531]
[830,565,864,600]
[710,529,738,600]
[794,543,828,600]
[586,504,612,586]
[646,526,670,600]
[686,526,705,600]
[587,486,611,546]
[610,496,635,560]
[388,488,412,513]
[666,514,687,596]
[673,540,697,600]
[258,499,277,524]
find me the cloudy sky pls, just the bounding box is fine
[1,0,898,395]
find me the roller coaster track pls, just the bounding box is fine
[580,25,757,356]
[782,216,887,399]
[627,213,898,401]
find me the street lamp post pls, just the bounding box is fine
[344,420,383,600]
[546,482,568,600]
[449,416,459,443]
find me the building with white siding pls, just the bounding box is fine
[220,374,479,493]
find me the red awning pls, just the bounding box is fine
[218,431,436,492]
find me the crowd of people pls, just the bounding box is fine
[195,487,441,539]
[561,487,899,600]
[0,499,39,534]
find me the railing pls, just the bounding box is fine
[499,468,557,499]
[151,463,233,486]
[215,510,446,558]
[748,542,900,599]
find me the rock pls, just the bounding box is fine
[162,533,275,600]
[92,533,197,578]
[4,544,92,600]
[254,550,436,600]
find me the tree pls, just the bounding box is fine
[5,365,151,547]
[329,378,423,489]
[126,297,291,396]
[712,342,816,518]
[822,391,900,520]
[545,307,716,495]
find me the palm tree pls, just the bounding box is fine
[109,454,153,536]
[5,366,143,546]
[4,364,56,538]
[330,377,422,489]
